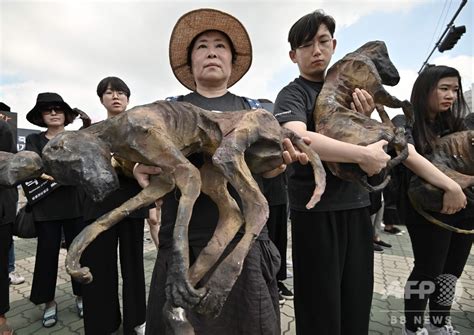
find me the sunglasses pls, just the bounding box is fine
[42,106,64,114]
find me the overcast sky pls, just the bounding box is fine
[1,0,472,130]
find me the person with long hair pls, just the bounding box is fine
[398,65,471,335]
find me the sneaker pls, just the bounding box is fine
[9,272,25,285]
[402,326,429,335]
[425,322,459,334]
[75,297,83,318]
[373,243,384,253]
[278,293,286,305]
[134,322,146,335]
[278,281,294,300]
[374,239,392,248]
[384,226,404,235]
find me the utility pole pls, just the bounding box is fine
[418,0,468,73]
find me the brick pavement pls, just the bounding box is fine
[6,226,474,334]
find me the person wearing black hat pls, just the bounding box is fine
[25,92,85,328]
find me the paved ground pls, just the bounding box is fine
[6,225,474,334]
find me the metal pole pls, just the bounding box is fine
[418,0,468,73]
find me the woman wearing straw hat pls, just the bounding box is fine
[141,8,289,335]
[25,92,86,328]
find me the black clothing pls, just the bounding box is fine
[25,131,85,306]
[82,175,148,221]
[0,120,18,227]
[80,138,148,334]
[25,132,82,221]
[273,76,370,212]
[263,174,289,281]
[274,76,373,335]
[0,121,15,315]
[393,115,474,225]
[81,218,146,335]
[266,204,288,281]
[262,173,288,207]
[146,91,280,335]
[291,209,373,335]
[394,114,474,331]
[0,223,12,315]
[404,214,473,331]
[30,217,86,304]
[147,240,281,335]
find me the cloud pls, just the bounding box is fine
[0,0,470,130]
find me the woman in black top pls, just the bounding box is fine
[399,65,471,335]
[80,77,149,335]
[25,92,84,328]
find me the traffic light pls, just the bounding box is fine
[438,25,466,52]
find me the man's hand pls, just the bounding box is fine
[262,137,311,178]
[350,88,375,117]
[358,140,390,176]
[133,163,162,188]
[282,137,310,165]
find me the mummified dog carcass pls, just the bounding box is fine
[0,150,43,187]
[408,130,474,234]
[41,100,326,330]
[314,41,414,191]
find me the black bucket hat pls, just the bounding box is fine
[26,92,78,127]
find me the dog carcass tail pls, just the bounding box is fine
[408,193,474,234]
[282,128,326,209]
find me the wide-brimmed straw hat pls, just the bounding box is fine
[169,8,252,91]
[27,92,77,127]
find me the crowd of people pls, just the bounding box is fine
[0,7,472,335]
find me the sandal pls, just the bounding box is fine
[0,322,14,335]
[75,297,83,318]
[42,303,57,328]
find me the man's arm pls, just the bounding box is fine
[283,120,389,176]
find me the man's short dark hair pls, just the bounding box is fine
[288,10,336,51]
[96,76,131,99]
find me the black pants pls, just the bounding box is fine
[0,223,12,315]
[81,218,145,335]
[291,208,374,335]
[146,239,281,335]
[266,204,288,281]
[30,217,85,304]
[404,216,473,331]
